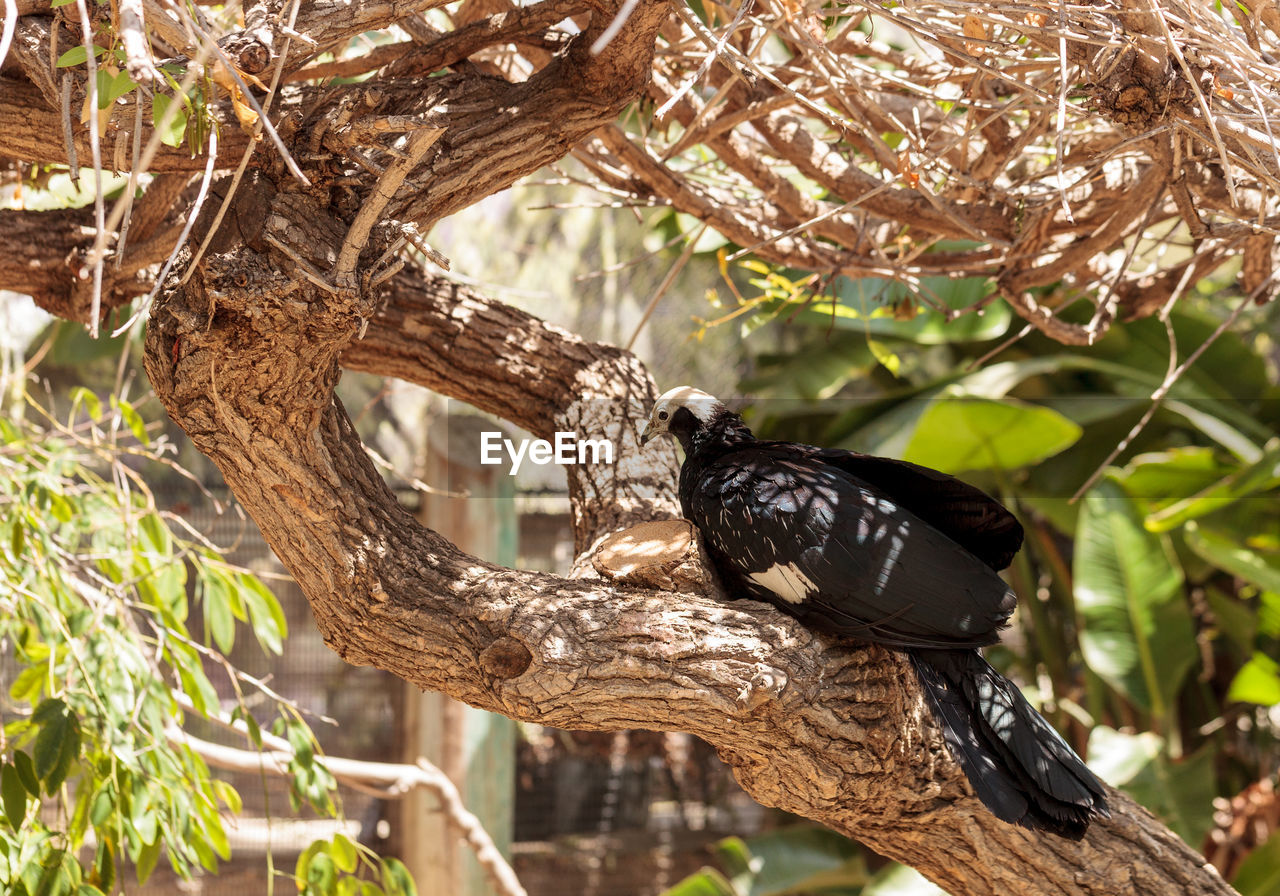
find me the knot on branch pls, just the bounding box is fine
[736,667,788,712]
[479,637,533,680]
[592,520,705,591]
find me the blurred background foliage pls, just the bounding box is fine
[660,246,1280,896]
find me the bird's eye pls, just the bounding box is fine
[658,410,669,421]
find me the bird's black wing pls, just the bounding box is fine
[788,445,1024,571]
[687,446,1016,649]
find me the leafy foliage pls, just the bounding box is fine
[662,825,945,896]
[0,379,409,895]
[714,269,1280,888]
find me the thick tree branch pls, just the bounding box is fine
[140,242,1237,894]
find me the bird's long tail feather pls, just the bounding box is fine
[910,649,1108,840]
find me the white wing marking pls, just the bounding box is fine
[748,562,819,605]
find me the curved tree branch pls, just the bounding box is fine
[140,239,1237,894]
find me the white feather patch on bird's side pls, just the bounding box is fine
[748,562,819,604]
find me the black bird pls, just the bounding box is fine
[640,386,1108,839]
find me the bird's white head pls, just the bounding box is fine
[640,386,725,446]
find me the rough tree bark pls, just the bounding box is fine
[1,0,1254,892]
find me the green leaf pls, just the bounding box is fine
[1204,586,1258,654]
[862,862,948,896]
[1227,652,1280,706]
[13,751,40,796]
[131,793,157,847]
[201,566,237,654]
[1233,829,1280,896]
[91,839,115,895]
[330,833,358,873]
[94,69,136,109]
[380,857,416,896]
[900,398,1082,473]
[2,763,29,828]
[797,273,1010,344]
[287,722,315,769]
[89,787,113,826]
[1085,725,1164,787]
[151,94,189,149]
[55,45,106,67]
[1074,481,1196,715]
[212,779,242,815]
[661,868,739,896]
[866,339,901,377]
[240,573,287,655]
[1185,524,1280,594]
[1143,440,1280,531]
[32,699,81,794]
[1128,744,1217,845]
[306,851,338,896]
[1087,728,1217,845]
[110,397,150,446]
[10,663,46,703]
[727,826,862,896]
[69,387,103,422]
[134,835,161,885]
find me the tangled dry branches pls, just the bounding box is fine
[2,0,1277,339]
[577,0,1280,342]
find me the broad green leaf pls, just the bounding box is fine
[1227,652,1280,706]
[900,398,1081,473]
[306,851,338,895]
[1204,586,1258,654]
[55,45,106,67]
[1143,440,1280,531]
[1074,481,1195,715]
[330,833,358,874]
[1261,589,1280,638]
[135,835,162,885]
[201,566,237,653]
[1185,524,1280,594]
[862,863,947,895]
[151,94,189,148]
[110,397,150,445]
[1085,725,1163,786]
[94,69,136,109]
[1088,728,1216,844]
[796,274,1010,344]
[32,699,80,794]
[661,868,739,896]
[1126,744,1218,845]
[240,573,287,655]
[13,751,39,795]
[2,763,29,828]
[380,858,417,896]
[729,826,862,896]
[1233,830,1280,896]
[741,333,874,401]
[1116,446,1227,502]
[69,387,103,422]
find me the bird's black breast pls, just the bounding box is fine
[682,444,1017,649]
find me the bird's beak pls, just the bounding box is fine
[639,421,655,446]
